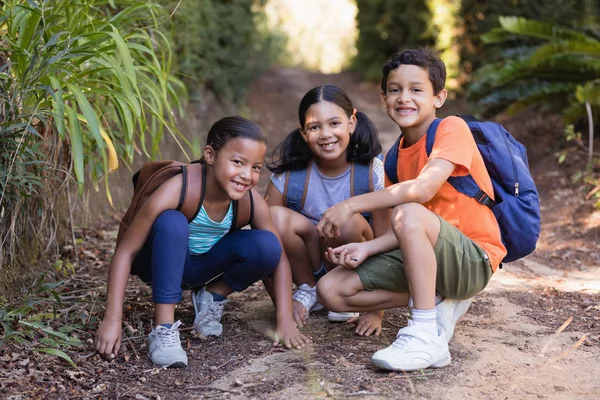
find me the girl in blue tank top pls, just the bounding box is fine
[95,117,308,368]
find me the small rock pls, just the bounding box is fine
[138,376,147,383]
[234,378,244,387]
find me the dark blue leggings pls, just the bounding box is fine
[131,210,282,304]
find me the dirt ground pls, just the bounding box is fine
[1,68,599,399]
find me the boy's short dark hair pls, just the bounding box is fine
[381,48,446,95]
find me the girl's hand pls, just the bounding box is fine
[325,242,369,269]
[292,300,309,328]
[317,201,353,238]
[273,320,310,350]
[347,312,383,337]
[95,319,123,359]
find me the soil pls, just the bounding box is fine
[1,68,599,399]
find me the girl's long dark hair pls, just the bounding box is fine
[268,85,381,174]
[198,116,267,164]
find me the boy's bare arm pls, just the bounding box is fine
[318,158,455,237]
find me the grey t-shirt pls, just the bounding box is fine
[270,158,385,225]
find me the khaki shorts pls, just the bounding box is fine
[355,215,493,299]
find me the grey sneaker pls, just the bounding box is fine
[327,311,359,322]
[147,320,188,368]
[292,283,324,317]
[436,297,474,342]
[192,287,229,336]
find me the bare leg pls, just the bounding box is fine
[317,267,409,312]
[270,206,321,286]
[155,303,177,325]
[391,203,441,311]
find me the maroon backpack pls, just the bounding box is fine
[116,161,254,247]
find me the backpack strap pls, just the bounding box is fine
[283,163,311,212]
[231,190,254,231]
[425,118,496,209]
[384,136,402,184]
[179,163,205,221]
[351,161,373,196]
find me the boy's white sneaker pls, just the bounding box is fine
[292,284,324,317]
[371,321,451,371]
[327,311,360,322]
[192,287,229,336]
[147,320,188,368]
[436,297,473,342]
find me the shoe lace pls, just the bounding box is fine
[292,285,317,310]
[207,300,226,321]
[158,320,182,348]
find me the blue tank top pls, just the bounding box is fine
[188,202,233,254]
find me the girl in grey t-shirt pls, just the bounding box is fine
[265,85,391,336]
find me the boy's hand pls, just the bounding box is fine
[95,319,123,360]
[348,312,383,337]
[317,201,353,238]
[291,300,309,328]
[273,320,311,349]
[325,242,369,269]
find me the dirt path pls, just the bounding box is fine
[1,68,599,399]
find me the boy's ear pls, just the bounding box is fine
[380,91,387,109]
[434,89,448,109]
[203,145,216,165]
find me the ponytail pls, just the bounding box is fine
[347,111,382,164]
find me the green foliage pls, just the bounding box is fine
[0,274,83,368]
[352,0,434,81]
[467,16,600,122]
[0,0,187,206]
[458,0,591,76]
[158,0,282,103]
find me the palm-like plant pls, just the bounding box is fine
[467,16,600,123]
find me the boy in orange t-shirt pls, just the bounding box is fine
[315,48,507,371]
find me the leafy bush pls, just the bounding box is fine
[0,0,184,292]
[459,0,590,76]
[158,0,283,103]
[352,0,434,81]
[467,16,599,122]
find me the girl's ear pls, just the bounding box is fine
[299,127,308,142]
[349,114,357,135]
[203,145,216,165]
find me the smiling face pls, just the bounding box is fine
[381,64,446,136]
[300,100,355,163]
[203,137,266,200]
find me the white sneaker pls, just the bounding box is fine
[436,297,473,342]
[371,321,451,371]
[192,287,229,336]
[147,320,188,368]
[327,311,360,322]
[292,284,324,317]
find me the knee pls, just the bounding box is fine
[391,203,426,238]
[339,213,373,242]
[316,273,343,311]
[152,210,189,240]
[248,230,282,271]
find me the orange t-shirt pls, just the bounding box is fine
[385,116,507,271]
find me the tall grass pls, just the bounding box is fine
[0,0,186,288]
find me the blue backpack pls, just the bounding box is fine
[283,159,379,221]
[384,116,541,264]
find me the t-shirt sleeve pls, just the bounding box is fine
[270,172,286,194]
[372,157,385,191]
[429,116,474,177]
